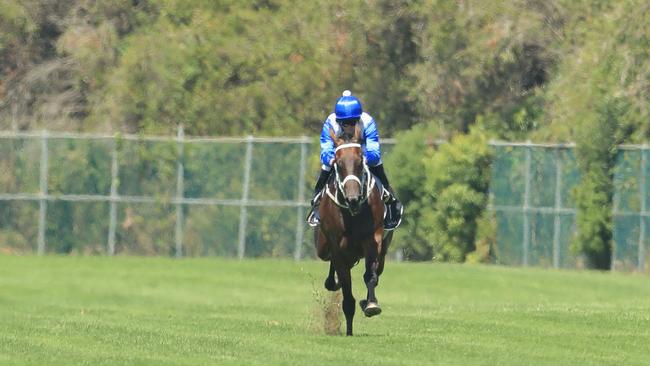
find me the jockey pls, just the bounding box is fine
[307,90,403,230]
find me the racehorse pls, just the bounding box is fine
[314,123,393,336]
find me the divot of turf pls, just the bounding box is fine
[303,266,342,336]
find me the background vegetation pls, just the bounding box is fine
[1,0,648,268]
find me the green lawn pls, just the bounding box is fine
[0,256,649,365]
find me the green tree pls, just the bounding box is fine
[353,0,421,135]
[409,0,557,138]
[540,1,649,268]
[572,98,627,269]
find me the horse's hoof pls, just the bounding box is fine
[363,302,382,317]
[324,278,341,291]
[359,299,368,311]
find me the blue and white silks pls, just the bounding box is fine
[319,112,382,171]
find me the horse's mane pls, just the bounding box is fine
[339,131,355,143]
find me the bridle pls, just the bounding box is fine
[325,143,375,214]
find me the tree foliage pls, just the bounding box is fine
[385,123,438,260]
[421,131,492,262]
[387,128,492,261]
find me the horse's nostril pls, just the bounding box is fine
[349,197,360,208]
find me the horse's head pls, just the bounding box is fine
[329,122,367,215]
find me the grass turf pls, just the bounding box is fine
[0,256,649,365]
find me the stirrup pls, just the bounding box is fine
[381,188,397,204]
[383,201,403,231]
[311,190,323,206]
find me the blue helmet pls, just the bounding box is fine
[334,90,362,120]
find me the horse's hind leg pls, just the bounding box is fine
[376,230,393,285]
[336,262,355,336]
[361,231,392,315]
[324,261,341,291]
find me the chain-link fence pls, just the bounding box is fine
[1,131,647,270]
[0,129,396,260]
[490,142,649,271]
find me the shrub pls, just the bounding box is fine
[422,131,492,262]
[384,123,439,260]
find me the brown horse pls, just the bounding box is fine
[315,123,393,336]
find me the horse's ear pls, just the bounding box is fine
[329,127,341,147]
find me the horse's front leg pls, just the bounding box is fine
[335,260,355,336]
[315,228,330,261]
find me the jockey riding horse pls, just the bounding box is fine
[306,90,403,230]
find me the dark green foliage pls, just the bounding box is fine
[410,1,556,137]
[422,131,493,262]
[354,0,421,135]
[538,1,649,268]
[385,123,438,260]
[571,98,627,269]
[388,127,492,261]
[425,183,485,261]
[1,0,647,140]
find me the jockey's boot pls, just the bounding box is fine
[306,168,332,227]
[369,164,403,230]
[306,192,322,227]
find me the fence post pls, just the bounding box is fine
[395,249,404,262]
[639,146,647,272]
[11,101,18,131]
[522,142,532,267]
[294,137,308,261]
[238,136,253,259]
[37,130,48,255]
[552,148,563,268]
[107,137,119,255]
[175,125,185,259]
